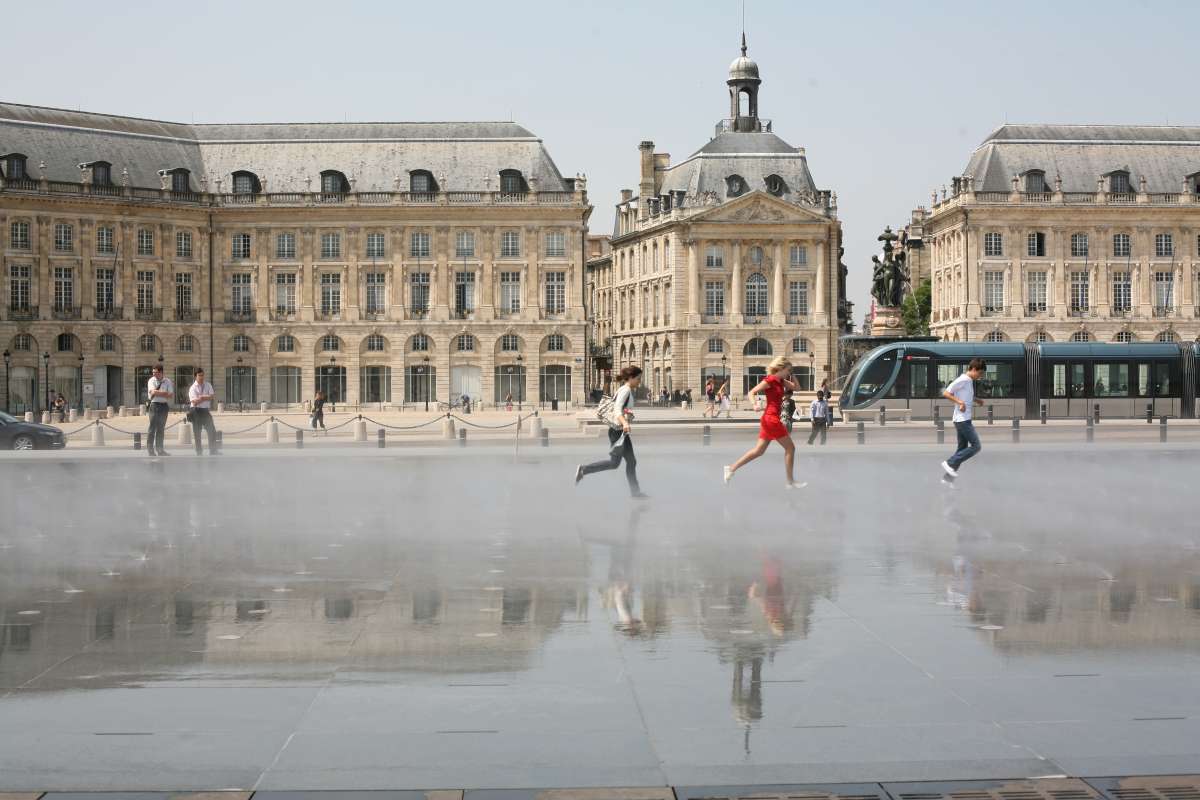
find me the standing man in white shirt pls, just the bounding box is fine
[940,358,986,483]
[145,364,173,457]
[188,368,219,456]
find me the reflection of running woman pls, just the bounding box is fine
[724,357,804,489]
[940,358,985,483]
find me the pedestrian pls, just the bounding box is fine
[145,364,173,457]
[807,390,828,445]
[311,390,326,432]
[702,379,717,418]
[781,389,797,434]
[724,356,804,489]
[821,378,834,426]
[660,388,669,407]
[940,358,986,484]
[718,380,731,418]
[188,368,218,456]
[575,365,648,499]
[505,392,514,412]
[53,393,67,422]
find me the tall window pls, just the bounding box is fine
[1113,233,1131,258]
[501,231,521,257]
[983,232,1003,257]
[1112,271,1132,313]
[1070,233,1089,258]
[95,268,114,311]
[10,221,30,250]
[789,244,807,266]
[705,245,724,268]
[500,271,521,313]
[97,226,115,254]
[1070,271,1090,312]
[1154,271,1175,311]
[176,230,192,258]
[53,266,74,310]
[276,233,296,259]
[455,231,475,258]
[171,170,190,193]
[175,273,192,311]
[231,233,251,259]
[545,231,566,257]
[410,231,430,258]
[501,334,520,352]
[546,334,565,352]
[8,264,30,309]
[1024,171,1047,193]
[545,271,566,314]
[1027,232,1046,257]
[983,271,1004,313]
[320,273,341,314]
[365,273,386,313]
[366,232,386,258]
[1155,233,1174,258]
[320,232,341,259]
[5,154,26,180]
[500,171,524,194]
[136,270,155,310]
[705,280,725,316]
[455,271,475,314]
[788,281,808,315]
[137,228,154,256]
[745,273,768,317]
[321,172,345,194]
[54,223,74,252]
[275,273,297,314]
[1110,172,1131,194]
[231,273,252,313]
[410,272,429,312]
[1026,271,1047,313]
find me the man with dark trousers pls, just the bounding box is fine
[188,368,219,456]
[146,364,173,457]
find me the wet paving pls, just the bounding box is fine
[2,446,1200,790]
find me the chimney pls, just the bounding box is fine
[619,189,633,203]
[638,141,655,220]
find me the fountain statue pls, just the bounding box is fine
[869,226,909,336]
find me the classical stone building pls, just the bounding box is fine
[587,38,843,397]
[0,103,590,413]
[923,125,1200,344]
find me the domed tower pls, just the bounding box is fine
[727,33,762,132]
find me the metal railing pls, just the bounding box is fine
[51,305,81,320]
[8,305,38,320]
[175,308,201,322]
[94,306,122,321]
[1152,306,1174,317]
[271,308,297,321]
[1025,304,1048,316]
[135,308,163,321]
[225,309,256,323]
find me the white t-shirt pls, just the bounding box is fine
[611,384,634,426]
[147,376,173,404]
[189,381,215,409]
[946,373,975,422]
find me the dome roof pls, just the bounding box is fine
[728,55,760,81]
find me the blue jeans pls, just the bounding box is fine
[948,420,981,470]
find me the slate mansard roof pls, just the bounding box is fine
[966,124,1200,193]
[0,102,574,191]
[658,130,819,199]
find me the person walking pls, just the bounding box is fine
[941,358,986,483]
[807,390,828,445]
[724,357,804,489]
[311,391,326,433]
[188,368,218,456]
[718,380,732,418]
[820,378,834,426]
[53,393,67,422]
[781,389,797,434]
[702,379,717,418]
[145,364,173,457]
[575,365,648,499]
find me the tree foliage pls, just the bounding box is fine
[901,279,932,336]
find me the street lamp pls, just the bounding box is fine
[329,356,337,411]
[42,351,50,414]
[2,349,10,414]
[236,356,244,411]
[77,353,85,413]
[421,355,430,412]
[515,353,524,411]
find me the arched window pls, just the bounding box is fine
[983,331,1006,342]
[88,161,112,186]
[411,333,429,352]
[320,170,349,194]
[546,334,565,352]
[707,337,725,354]
[1114,331,1135,343]
[139,334,157,353]
[745,273,769,316]
[1156,330,1179,343]
[791,337,808,353]
[456,334,476,352]
[231,170,260,195]
[98,334,115,352]
[56,333,74,352]
[743,337,773,356]
[765,174,787,196]
[499,169,527,194]
[12,333,31,351]
[232,335,250,352]
[501,334,520,352]
[1070,330,1092,343]
[320,334,340,352]
[1029,331,1051,343]
[1023,170,1047,193]
[276,334,296,353]
[725,174,747,198]
[178,335,195,353]
[366,334,386,352]
[409,170,437,194]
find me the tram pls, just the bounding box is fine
[839,342,1199,420]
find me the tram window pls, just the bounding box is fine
[1069,364,1086,398]
[1136,363,1151,397]
[1093,363,1129,397]
[979,362,1015,398]
[1050,364,1067,398]
[936,363,961,393]
[910,363,931,398]
[1154,363,1172,396]
[887,365,909,398]
[854,351,897,402]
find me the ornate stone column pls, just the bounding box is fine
[730,241,742,322]
[685,236,699,320]
[770,241,784,323]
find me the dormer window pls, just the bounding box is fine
[2,153,27,180]
[499,169,527,194]
[232,170,260,195]
[320,170,349,194]
[726,174,747,197]
[1109,171,1131,194]
[91,161,112,185]
[765,174,787,196]
[1023,170,1046,193]
[410,170,437,194]
[169,168,191,193]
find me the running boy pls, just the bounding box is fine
[941,358,985,482]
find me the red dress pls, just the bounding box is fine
[758,373,789,441]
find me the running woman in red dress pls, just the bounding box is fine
[724,356,804,489]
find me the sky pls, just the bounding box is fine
[3,0,1199,321]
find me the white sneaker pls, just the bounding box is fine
[786,481,808,490]
[941,461,959,478]
[723,466,733,484]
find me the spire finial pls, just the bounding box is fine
[740,30,747,57]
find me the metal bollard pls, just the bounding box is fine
[296,429,304,449]
[879,406,887,426]
[702,424,711,446]
[936,427,945,445]
[1086,415,1094,443]
[133,431,142,451]
[377,428,386,449]
[458,428,467,448]
[987,405,994,425]
[1040,403,1048,424]
[1160,416,1168,442]
[1012,417,1020,443]
[1093,404,1100,425]
[856,421,865,445]
[214,431,223,452]
[1146,404,1154,424]
[933,405,941,425]
[540,428,549,448]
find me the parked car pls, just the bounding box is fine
[0,410,66,450]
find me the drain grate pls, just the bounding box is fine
[1086,776,1200,800]
[676,783,889,800]
[882,779,1100,800]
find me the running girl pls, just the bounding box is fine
[724,356,804,489]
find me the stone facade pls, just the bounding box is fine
[586,40,842,398]
[924,125,1200,345]
[0,106,590,412]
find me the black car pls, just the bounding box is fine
[0,410,67,450]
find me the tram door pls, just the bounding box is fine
[1046,362,1087,417]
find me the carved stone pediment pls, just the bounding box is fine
[690,192,829,225]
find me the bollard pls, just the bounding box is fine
[702,424,711,446]
[377,428,386,448]
[879,405,887,426]
[442,416,456,440]
[41,411,51,424]
[1086,415,1094,443]
[353,417,367,443]
[933,405,941,425]
[856,421,865,445]
[936,427,945,445]
[1012,417,1020,443]
[260,402,268,414]
[987,405,994,425]
[91,421,105,446]
[133,431,142,451]
[458,428,467,448]
[266,420,279,444]
[528,415,544,440]
[68,408,77,423]
[1093,403,1101,425]
[540,428,550,448]
[1160,416,1168,442]
[1146,404,1154,424]
[296,429,304,449]
[1040,403,1048,424]
[178,422,192,445]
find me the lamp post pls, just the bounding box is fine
[808,350,815,393]
[3,349,10,414]
[422,355,430,412]
[516,353,524,411]
[329,355,337,411]
[236,356,244,411]
[157,354,165,408]
[721,353,728,389]
[77,353,85,413]
[42,351,50,413]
